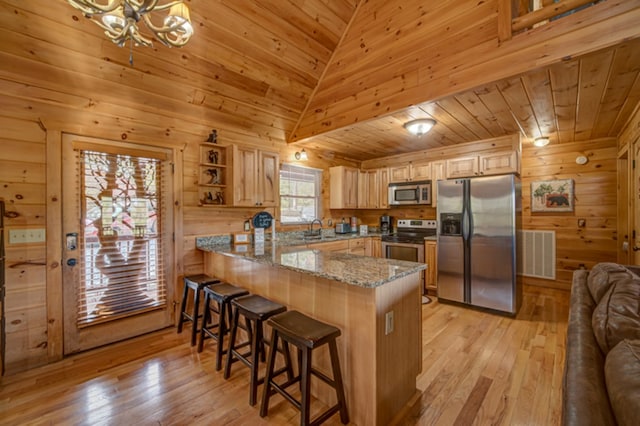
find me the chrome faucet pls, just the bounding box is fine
[309,219,322,236]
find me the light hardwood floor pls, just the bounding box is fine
[0,285,569,425]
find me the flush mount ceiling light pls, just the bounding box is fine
[67,0,194,48]
[533,136,550,147]
[403,118,436,136]
[294,149,308,161]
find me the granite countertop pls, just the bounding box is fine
[197,241,426,288]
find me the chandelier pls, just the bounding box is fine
[67,0,193,48]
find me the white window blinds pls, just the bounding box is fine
[279,163,322,224]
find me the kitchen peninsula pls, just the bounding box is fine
[197,239,425,426]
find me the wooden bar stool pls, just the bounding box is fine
[197,283,249,370]
[260,310,349,426]
[224,294,293,406]
[177,274,221,346]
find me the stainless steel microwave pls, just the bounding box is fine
[388,180,432,206]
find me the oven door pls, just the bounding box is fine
[382,241,425,263]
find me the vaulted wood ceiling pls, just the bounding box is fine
[2,0,639,161]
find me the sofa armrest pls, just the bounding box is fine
[562,270,616,426]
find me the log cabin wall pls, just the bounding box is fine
[521,138,618,289]
[0,115,47,374]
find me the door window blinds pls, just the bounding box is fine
[77,149,168,326]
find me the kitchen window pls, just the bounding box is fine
[279,163,322,224]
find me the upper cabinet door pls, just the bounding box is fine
[446,156,479,178]
[330,166,359,209]
[479,151,518,176]
[389,165,410,182]
[259,150,279,207]
[410,162,431,181]
[233,145,258,206]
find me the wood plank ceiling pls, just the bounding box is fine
[2,1,639,161]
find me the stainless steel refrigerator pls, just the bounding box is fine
[437,174,521,314]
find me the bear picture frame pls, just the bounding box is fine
[531,179,574,212]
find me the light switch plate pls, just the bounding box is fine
[9,228,46,244]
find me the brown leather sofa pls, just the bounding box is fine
[562,263,640,426]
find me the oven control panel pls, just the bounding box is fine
[397,219,437,229]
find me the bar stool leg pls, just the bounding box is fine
[197,291,212,353]
[260,328,279,417]
[177,281,189,333]
[249,320,263,406]
[224,308,240,380]
[215,301,227,371]
[329,339,349,424]
[190,285,202,346]
[300,347,312,426]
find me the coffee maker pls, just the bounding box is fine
[380,215,392,234]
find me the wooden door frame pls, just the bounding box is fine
[45,133,186,356]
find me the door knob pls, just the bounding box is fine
[633,246,640,252]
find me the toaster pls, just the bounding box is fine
[335,223,351,234]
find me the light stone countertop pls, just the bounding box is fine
[197,241,426,288]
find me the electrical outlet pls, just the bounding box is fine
[385,311,394,335]
[9,228,46,244]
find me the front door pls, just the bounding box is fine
[62,134,175,354]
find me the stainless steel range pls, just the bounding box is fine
[381,219,437,301]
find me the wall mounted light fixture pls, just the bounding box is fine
[533,136,550,147]
[403,118,436,136]
[294,149,308,161]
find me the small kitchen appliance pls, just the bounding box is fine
[335,220,351,234]
[388,180,432,206]
[380,215,392,234]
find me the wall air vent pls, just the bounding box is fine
[518,230,556,280]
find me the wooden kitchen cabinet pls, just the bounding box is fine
[232,145,279,207]
[378,168,389,209]
[349,238,366,255]
[310,239,350,253]
[425,240,437,293]
[330,166,359,209]
[389,162,431,182]
[366,236,382,257]
[358,169,379,209]
[446,150,518,178]
[479,150,519,176]
[430,160,446,206]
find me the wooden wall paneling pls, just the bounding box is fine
[574,50,615,141]
[45,130,63,363]
[293,0,640,142]
[0,115,47,374]
[591,41,640,138]
[172,147,185,322]
[521,138,618,288]
[521,68,557,137]
[548,60,579,143]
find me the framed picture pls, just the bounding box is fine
[531,179,574,212]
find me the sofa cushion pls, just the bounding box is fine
[592,278,640,354]
[587,263,633,303]
[604,339,640,426]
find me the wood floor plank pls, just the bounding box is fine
[0,285,568,425]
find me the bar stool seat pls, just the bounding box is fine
[224,294,293,406]
[260,310,349,425]
[177,274,221,346]
[197,283,250,370]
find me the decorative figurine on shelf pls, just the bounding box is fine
[215,191,224,204]
[206,129,218,143]
[205,168,220,184]
[207,149,219,164]
[203,191,214,204]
